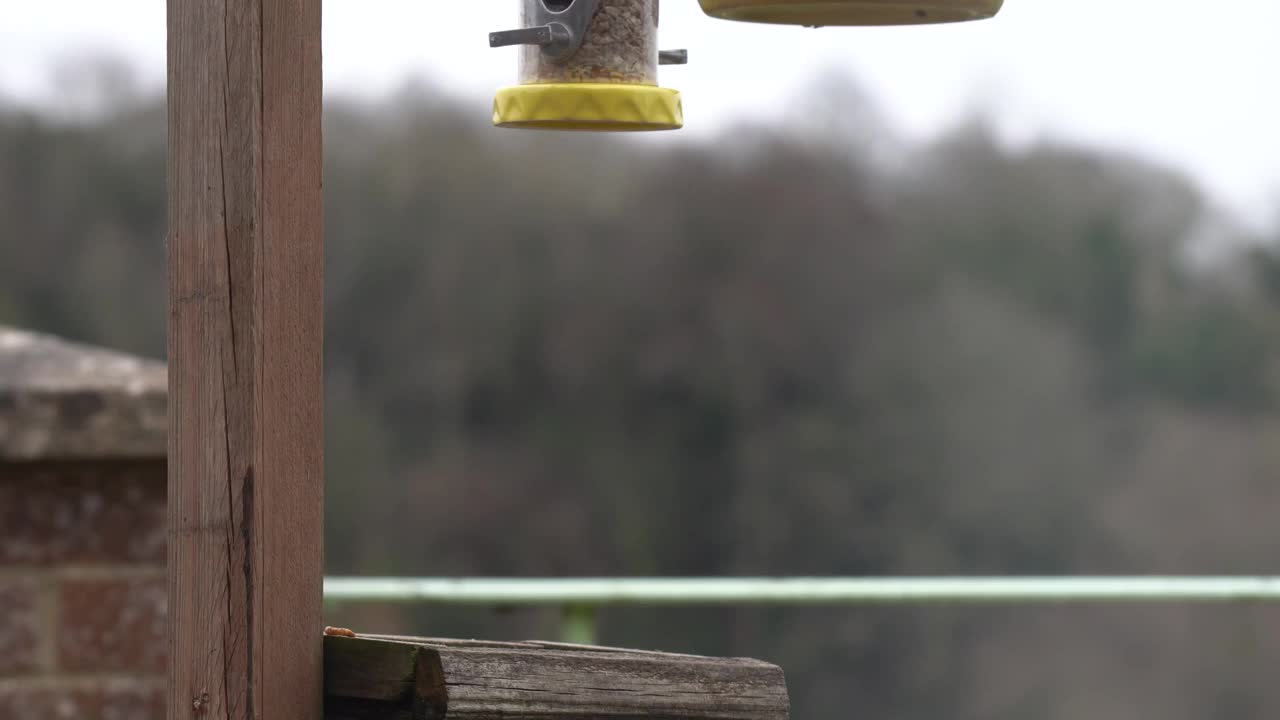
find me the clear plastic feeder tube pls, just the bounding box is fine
[519,0,660,86]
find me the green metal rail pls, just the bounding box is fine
[323,577,1280,645]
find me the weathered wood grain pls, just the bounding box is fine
[167,0,323,717]
[324,636,790,720]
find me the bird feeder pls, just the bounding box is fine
[698,0,1003,26]
[490,0,685,131]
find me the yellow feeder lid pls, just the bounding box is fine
[493,83,683,132]
[698,0,1002,25]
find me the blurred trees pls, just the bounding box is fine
[2,73,1279,720]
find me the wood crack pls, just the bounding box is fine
[241,465,254,720]
[220,348,237,719]
[217,133,238,379]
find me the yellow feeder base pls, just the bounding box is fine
[493,84,683,132]
[699,0,1002,25]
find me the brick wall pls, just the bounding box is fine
[0,460,166,720]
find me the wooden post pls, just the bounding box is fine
[167,0,323,718]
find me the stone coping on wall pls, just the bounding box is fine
[0,327,166,461]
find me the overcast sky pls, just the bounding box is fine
[3,1,1278,229]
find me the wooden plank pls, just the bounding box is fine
[324,636,790,720]
[167,0,323,718]
[325,635,421,704]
